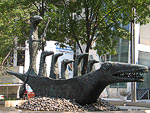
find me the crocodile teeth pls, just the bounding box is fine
[113,71,145,79]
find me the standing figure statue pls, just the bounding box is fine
[28,16,43,74]
[19,16,42,98]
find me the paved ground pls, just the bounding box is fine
[0,106,150,113]
[102,98,150,108]
[118,106,150,110]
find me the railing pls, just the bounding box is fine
[137,88,150,100]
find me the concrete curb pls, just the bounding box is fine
[5,100,27,107]
[108,100,150,108]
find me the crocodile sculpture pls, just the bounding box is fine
[7,62,148,105]
[7,15,149,105]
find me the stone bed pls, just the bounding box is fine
[16,97,120,111]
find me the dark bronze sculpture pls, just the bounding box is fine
[29,16,43,74]
[18,16,43,98]
[86,60,99,73]
[38,51,54,76]
[61,59,74,79]
[7,62,148,105]
[50,53,63,79]
[7,15,149,105]
[73,53,88,77]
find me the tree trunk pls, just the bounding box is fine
[81,55,89,75]
[81,47,89,75]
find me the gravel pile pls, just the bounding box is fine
[16,97,120,111]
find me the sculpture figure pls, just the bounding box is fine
[49,53,63,79]
[73,53,88,77]
[7,15,149,105]
[38,51,54,76]
[7,62,148,105]
[61,59,74,79]
[28,16,43,74]
[86,60,99,73]
[18,16,42,98]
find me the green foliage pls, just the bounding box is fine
[0,0,150,64]
[45,0,150,55]
[0,0,37,62]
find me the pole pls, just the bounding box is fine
[13,37,18,67]
[131,7,136,102]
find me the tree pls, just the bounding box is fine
[0,0,49,67]
[45,0,150,74]
[0,0,36,65]
[0,0,150,74]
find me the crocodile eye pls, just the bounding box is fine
[101,63,112,70]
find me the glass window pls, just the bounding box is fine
[108,38,129,88]
[139,23,150,45]
[111,53,119,61]
[110,83,127,88]
[121,46,128,52]
[138,51,150,88]
[120,52,128,63]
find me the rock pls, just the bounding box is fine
[16,97,120,111]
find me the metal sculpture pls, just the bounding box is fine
[50,53,63,79]
[29,16,43,74]
[7,15,149,105]
[86,60,99,73]
[7,62,148,105]
[73,53,88,77]
[38,51,54,76]
[61,59,74,79]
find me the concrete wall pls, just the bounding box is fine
[0,66,22,99]
[107,88,129,99]
[0,67,22,84]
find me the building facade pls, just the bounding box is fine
[105,23,150,99]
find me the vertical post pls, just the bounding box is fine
[118,38,122,62]
[7,86,8,99]
[26,84,28,100]
[148,90,149,100]
[13,37,18,67]
[131,7,136,103]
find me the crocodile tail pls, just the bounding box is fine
[7,70,27,82]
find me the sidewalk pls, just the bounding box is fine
[0,106,150,113]
[102,98,150,108]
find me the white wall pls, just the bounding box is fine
[25,41,74,78]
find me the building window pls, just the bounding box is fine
[137,51,150,88]
[110,83,127,88]
[107,38,129,88]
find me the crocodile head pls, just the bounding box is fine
[100,62,148,83]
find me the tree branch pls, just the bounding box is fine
[79,13,86,22]
[1,51,11,70]
[85,0,91,44]
[89,0,95,21]
[91,0,104,22]
[62,0,83,53]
